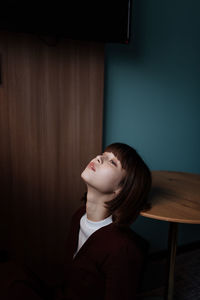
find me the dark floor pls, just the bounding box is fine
[140,247,200,300]
[174,248,200,300]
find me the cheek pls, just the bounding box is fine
[96,168,122,192]
[100,169,118,184]
[81,167,120,193]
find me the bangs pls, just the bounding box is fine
[104,143,137,171]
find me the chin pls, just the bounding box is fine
[81,172,85,181]
[81,168,89,182]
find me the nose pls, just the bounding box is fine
[96,155,103,164]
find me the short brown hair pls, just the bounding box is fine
[104,143,152,226]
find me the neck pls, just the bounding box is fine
[86,185,114,222]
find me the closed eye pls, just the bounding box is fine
[110,159,117,166]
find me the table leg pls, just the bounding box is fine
[165,222,178,300]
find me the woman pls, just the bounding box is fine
[4,142,151,300]
[61,142,152,300]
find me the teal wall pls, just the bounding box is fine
[103,0,200,252]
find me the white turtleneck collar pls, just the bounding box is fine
[74,213,112,257]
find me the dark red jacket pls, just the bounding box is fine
[62,206,147,300]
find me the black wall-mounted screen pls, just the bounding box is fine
[0,1,131,43]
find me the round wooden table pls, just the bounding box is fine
[140,171,200,300]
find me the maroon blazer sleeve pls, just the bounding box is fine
[102,242,143,300]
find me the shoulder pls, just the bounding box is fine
[95,224,148,259]
[94,225,148,280]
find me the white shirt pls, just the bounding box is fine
[74,213,112,257]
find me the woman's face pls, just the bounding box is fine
[81,152,126,194]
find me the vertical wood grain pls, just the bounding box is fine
[0,31,104,273]
[0,38,12,252]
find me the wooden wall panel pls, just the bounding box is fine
[0,40,12,254]
[0,32,104,273]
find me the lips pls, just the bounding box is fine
[88,162,96,171]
